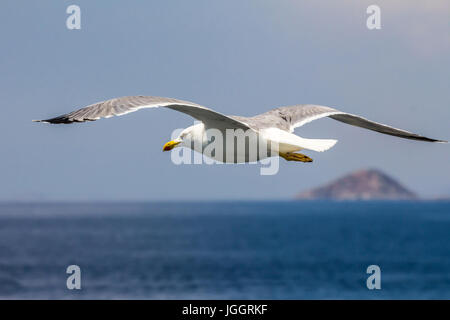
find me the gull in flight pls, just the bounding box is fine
[33,96,446,163]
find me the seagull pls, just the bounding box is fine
[33,96,446,163]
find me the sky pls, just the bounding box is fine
[0,0,448,201]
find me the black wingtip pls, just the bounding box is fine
[420,136,448,143]
[424,139,448,143]
[32,119,53,124]
[404,135,447,143]
[32,115,75,124]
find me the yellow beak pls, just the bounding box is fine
[162,140,181,151]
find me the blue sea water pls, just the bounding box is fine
[0,201,449,299]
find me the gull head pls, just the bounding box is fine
[162,138,182,151]
[162,123,204,152]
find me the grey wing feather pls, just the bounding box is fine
[238,104,342,131]
[33,95,250,130]
[257,104,446,143]
[329,113,446,143]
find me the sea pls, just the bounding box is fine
[0,201,449,300]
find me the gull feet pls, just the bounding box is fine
[279,152,313,163]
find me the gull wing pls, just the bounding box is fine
[33,95,251,131]
[258,104,446,143]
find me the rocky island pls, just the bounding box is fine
[297,169,417,200]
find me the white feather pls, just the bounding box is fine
[261,127,337,153]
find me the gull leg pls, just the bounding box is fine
[279,152,313,163]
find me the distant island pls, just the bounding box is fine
[297,169,418,200]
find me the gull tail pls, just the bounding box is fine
[297,137,338,152]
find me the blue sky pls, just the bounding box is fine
[0,1,448,200]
